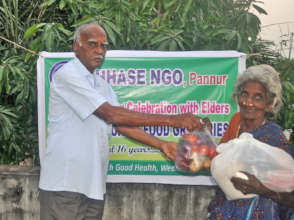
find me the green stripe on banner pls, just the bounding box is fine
[108,160,211,176]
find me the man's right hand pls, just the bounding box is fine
[202,117,212,132]
[96,102,208,131]
[171,113,204,132]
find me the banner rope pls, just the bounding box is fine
[0,35,40,57]
[247,53,261,58]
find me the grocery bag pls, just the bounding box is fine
[175,128,217,173]
[211,132,294,200]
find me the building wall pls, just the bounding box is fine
[0,166,217,220]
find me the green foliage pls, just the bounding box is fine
[274,59,294,145]
[24,23,72,52]
[0,0,40,165]
[0,0,293,165]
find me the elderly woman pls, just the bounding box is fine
[208,64,294,220]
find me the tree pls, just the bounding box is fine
[0,0,292,164]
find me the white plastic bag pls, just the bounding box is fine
[211,133,294,200]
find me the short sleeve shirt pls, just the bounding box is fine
[39,57,119,200]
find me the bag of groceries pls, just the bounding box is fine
[175,128,217,173]
[211,132,294,200]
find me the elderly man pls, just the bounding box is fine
[39,23,205,220]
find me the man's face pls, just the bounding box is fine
[74,25,108,73]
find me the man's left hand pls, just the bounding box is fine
[160,141,178,161]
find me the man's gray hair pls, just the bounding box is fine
[73,24,97,46]
[232,64,282,116]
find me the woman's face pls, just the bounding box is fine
[238,80,272,121]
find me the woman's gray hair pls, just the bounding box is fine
[232,64,282,116]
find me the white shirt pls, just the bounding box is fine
[39,57,118,200]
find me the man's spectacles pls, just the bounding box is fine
[87,41,108,50]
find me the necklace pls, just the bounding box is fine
[237,119,267,137]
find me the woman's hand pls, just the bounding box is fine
[230,171,270,196]
[231,171,294,207]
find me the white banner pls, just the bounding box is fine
[37,50,246,185]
